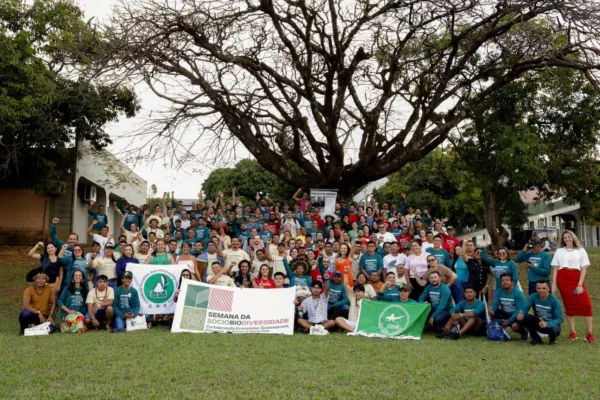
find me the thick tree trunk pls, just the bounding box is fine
[482,187,509,248]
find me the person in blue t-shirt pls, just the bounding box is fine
[438,286,486,340]
[426,235,452,268]
[399,283,417,304]
[517,280,563,345]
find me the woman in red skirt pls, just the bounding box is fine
[551,230,594,343]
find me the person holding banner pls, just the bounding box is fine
[113,271,141,332]
[377,272,401,302]
[145,239,176,265]
[297,280,334,333]
[399,283,417,304]
[418,271,452,329]
[207,262,236,287]
[253,264,276,289]
[232,260,254,288]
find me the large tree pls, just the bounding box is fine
[452,68,600,246]
[371,148,485,231]
[102,0,600,195]
[202,159,296,204]
[0,0,138,195]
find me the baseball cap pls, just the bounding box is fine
[333,271,342,277]
[529,238,542,246]
[398,283,409,291]
[298,244,306,249]
[447,226,455,230]
[105,243,115,249]
[123,271,133,279]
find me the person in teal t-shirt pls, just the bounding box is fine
[514,238,552,295]
[359,241,384,280]
[399,283,417,304]
[438,286,486,340]
[88,201,108,233]
[113,271,141,332]
[517,280,563,345]
[377,272,401,302]
[490,273,528,340]
[418,271,452,328]
[482,247,519,292]
[426,235,452,268]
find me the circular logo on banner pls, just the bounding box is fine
[378,304,410,335]
[142,273,176,304]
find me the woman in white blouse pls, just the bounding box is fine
[551,230,594,343]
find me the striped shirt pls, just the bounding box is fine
[302,294,329,324]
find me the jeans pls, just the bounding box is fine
[494,310,527,336]
[19,310,56,335]
[428,310,451,327]
[114,317,126,332]
[523,314,561,342]
[448,281,464,304]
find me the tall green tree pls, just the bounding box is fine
[372,149,484,231]
[202,159,296,204]
[0,0,138,195]
[452,68,600,246]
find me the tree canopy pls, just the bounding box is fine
[0,0,138,195]
[202,159,296,204]
[101,0,600,195]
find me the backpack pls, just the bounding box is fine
[487,319,510,342]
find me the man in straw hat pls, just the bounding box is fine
[19,272,56,335]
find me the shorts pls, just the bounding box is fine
[340,318,357,330]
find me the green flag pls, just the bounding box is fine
[352,300,431,340]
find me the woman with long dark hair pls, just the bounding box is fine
[253,264,276,289]
[58,270,88,333]
[115,245,139,286]
[28,241,69,294]
[551,230,594,343]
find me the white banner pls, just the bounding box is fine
[126,263,188,314]
[171,281,295,335]
[310,189,338,217]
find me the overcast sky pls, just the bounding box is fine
[79,0,212,199]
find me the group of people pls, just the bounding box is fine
[18,189,594,344]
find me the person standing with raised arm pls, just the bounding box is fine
[88,200,108,233]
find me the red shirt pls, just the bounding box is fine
[443,234,460,252]
[348,214,358,225]
[267,221,279,235]
[313,215,325,230]
[254,278,276,289]
[396,234,412,248]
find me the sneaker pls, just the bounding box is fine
[529,339,542,346]
[549,340,557,346]
[585,333,595,343]
[569,332,578,341]
[449,332,461,340]
[520,332,529,342]
[435,332,449,339]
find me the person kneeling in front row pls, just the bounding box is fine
[113,271,142,333]
[19,273,56,335]
[517,280,563,345]
[85,275,114,331]
[438,286,486,340]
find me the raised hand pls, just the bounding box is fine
[52,217,59,224]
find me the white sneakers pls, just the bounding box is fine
[309,324,329,336]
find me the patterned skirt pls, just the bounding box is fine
[60,312,87,333]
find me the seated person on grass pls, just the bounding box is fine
[296,280,334,333]
[437,285,486,340]
[57,270,88,333]
[418,271,452,329]
[327,271,349,320]
[489,273,528,341]
[377,272,401,302]
[335,283,365,333]
[85,275,114,331]
[516,280,563,346]
[113,271,142,333]
[19,273,56,335]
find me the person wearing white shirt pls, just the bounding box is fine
[86,221,115,256]
[551,230,594,343]
[383,242,408,284]
[376,223,397,247]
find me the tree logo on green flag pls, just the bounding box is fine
[378,304,410,335]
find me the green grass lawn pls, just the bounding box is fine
[0,246,599,399]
